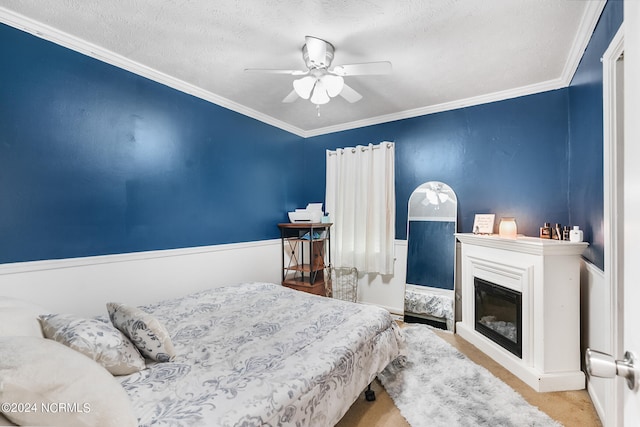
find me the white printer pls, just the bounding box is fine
[288,203,323,223]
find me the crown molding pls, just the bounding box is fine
[0,7,308,138]
[0,2,607,140]
[560,0,607,86]
[302,77,567,138]
[303,0,607,138]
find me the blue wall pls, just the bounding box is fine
[0,1,623,270]
[304,89,571,240]
[304,0,623,271]
[568,0,623,269]
[0,23,305,263]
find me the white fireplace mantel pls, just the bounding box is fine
[455,233,588,392]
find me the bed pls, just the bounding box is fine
[0,282,404,427]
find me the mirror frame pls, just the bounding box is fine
[404,181,458,329]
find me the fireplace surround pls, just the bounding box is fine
[455,233,588,392]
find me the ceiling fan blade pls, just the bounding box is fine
[339,83,363,103]
[332,61,392,76]
[282,89,299,103]
[244,68,308,76]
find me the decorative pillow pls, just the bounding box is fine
[0,336,137,427]
[39,314,146,375]
[0,297,50,338]
[107,302,176,362]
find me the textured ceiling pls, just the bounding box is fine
[0,0,604,137]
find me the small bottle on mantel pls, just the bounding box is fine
[553,223,562,240]
[570,226,584,242]
[563,225,571,241]
[540,223,552,239]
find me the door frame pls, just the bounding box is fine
[623,1,640,424]
[602,24,625,427]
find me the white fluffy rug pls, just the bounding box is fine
[378,324,561,427]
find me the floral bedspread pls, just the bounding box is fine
[118,282,404,427]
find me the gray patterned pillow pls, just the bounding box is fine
[107,302,176,362]
[39,313,146,375]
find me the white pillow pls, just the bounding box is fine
[0,336,137,427]
[0,297,50,338]
[39,314,146,375]
[107,302,176,362]
[0,413,15,426]
[0,296,47,310]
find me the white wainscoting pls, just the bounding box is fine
[0,240,283,317]
[581,259,614,426]
[356,240,407,316]
[0,239,408,318]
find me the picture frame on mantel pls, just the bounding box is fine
[472,214,495,234]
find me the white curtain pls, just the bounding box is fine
[325,142,395,275]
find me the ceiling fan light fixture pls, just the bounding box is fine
[321,74,344,98]
[246,36,391,109]
[292,76,316,99]
[310,80,330,105]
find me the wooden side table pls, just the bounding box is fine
[278,223,332,296]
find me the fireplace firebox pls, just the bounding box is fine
[474,277,522,358]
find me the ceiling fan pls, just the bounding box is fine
[245,36,392,106]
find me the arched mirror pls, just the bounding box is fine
[404,181,457,330]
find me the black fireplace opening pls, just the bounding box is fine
[474,277,522,358]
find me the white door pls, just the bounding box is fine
[623,1,640,425]
[588,3,640,425]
